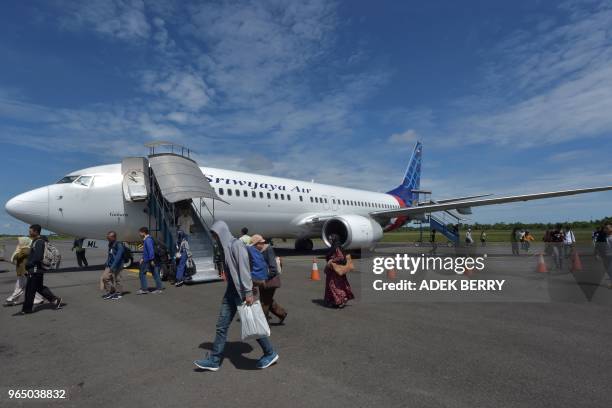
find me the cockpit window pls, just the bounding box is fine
[56,175,79,184]
[74,176,93,187]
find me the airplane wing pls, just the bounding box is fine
[370,185,612,219]
[420,193,492,205]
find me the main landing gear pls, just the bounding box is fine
[294,238,314,251]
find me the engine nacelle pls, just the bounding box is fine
[322,215,384,249]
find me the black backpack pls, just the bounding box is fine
[153,239,169,262]
[121,244,132,264]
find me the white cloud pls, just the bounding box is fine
[141,69,212,111]
[422,1,612,148]
[61,0,151,41]
[388,129,418,144]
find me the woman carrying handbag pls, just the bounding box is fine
[248,235,288,324]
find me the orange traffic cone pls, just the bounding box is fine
[310,257,321,281]
[387,267,397,279]
[571,250,583,272]
[536,253,548,273]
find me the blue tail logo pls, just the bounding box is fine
[386,141,422,206]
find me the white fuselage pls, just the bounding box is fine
[6,163,401,242]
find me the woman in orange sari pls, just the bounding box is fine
[324,235,354,308]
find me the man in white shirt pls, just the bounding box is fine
[177,208,194,235]
[563,226,576,258]
[465,228,473,246]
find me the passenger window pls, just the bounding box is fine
[259,192,264,198]
[267,192,271,199]
[280,194,284,200]
[243,190,248,197]
[219,188,224,195]
[287,195,291,201]
[228,189,232,196]
[310,197,313,203]
[252,191,256,198]
[235,189,240,196]
[315,197,319,203]
[299,196,303,202]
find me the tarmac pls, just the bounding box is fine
[1,239,611,408]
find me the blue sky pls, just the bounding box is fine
[1,0,611,234]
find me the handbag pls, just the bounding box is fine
[238,300,271,341]
[265,274,281,289]
[185,257,196,277]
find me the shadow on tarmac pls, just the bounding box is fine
[51,264,106,273]
[197,341,258,370]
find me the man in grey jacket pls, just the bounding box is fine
[194,221,279,371]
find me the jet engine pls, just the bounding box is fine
[322,215,384,249]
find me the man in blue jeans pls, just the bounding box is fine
[194,221,278,371]
[137,227,163,294]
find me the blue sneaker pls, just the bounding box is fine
[256,352,279,369]
[194,356,220,372]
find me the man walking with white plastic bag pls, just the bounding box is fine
[194,221,278,371]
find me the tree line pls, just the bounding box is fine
[403,217,612,231]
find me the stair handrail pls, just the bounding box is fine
[148,174,177,250]
[190,198,216,244]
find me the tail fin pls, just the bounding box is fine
[386,141,422,206]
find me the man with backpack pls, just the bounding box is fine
[101,231,126,300]
[137,227,164,294]
[18,224,63,315]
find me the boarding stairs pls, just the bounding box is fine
[121,142,224,283]
[428,213,460,244]
[411,189,460,245]
[188,199,218,280]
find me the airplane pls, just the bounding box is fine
[4,141,612,253]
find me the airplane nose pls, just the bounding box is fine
[5,186,49,226]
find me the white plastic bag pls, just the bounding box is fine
[238,300,271,341]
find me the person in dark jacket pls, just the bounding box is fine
[174,230,190,287]
[101,231,125,300]
[249,234,287,323]
[550,225,565,270]
[137,227,163,295]
[72,237,88,268]
[18,224,62,315]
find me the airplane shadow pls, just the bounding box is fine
[197,341,258,371]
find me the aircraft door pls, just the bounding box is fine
[330,196,339,211]
[322,194,330,211]
[121,157,149,202]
